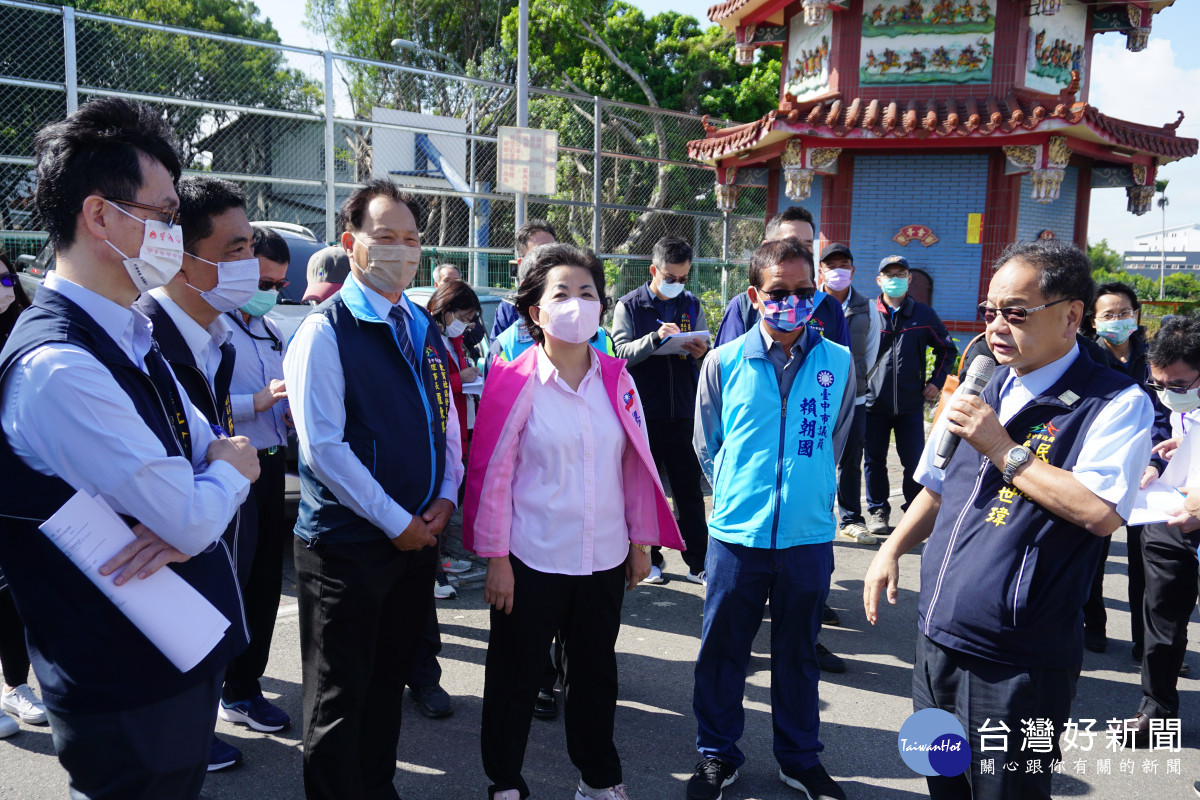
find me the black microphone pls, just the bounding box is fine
[933,355,996,470]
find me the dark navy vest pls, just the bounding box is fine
[619,282,701,421]
[918,347,1139,669]
[296,284,451,544]
[0,288,249,714]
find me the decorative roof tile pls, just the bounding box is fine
[708,0,755,23]
[688,89,1197,163]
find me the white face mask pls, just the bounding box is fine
[354,235,421,294]
[822,268,853,292]
[103,200,184,292]
[186,255,260,313]
[537,297,602,344]
[444,317,467,338]
[1158,386,1200,414]
[0,283,14,315]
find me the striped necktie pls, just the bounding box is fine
[389,305,417,367]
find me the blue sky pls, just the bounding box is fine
[257,0,1198,252]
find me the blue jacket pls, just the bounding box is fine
[867,295,957,415]
[918,347,1136,668]
[707,326,852,549]
[0,289,249,713]
[715,290,850,349]
[492,298,520,340]
[296,280,452,545]
[615,282,702,420]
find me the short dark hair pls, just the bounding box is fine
[994,239,1095,310]
[252,226,290,265]
[340,179,421,233]
[1147,313,1200,373]
[176,176,246,254]
[652,236,693,267]
[748,237,813,289]
[515,219,557,258]
[516,243,608,346]
[427,279,481,327]
[765,206,815,240]
[1093,282,1140,313]
[33,97,181,250]
[0,251,32,342]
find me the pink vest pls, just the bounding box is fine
[462,346,685,557]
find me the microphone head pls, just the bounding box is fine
[965,355,996,384]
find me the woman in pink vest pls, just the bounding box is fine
[463,243,684,800]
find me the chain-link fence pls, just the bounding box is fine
[0,0,764,301]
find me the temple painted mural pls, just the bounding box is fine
[860,0,995,85]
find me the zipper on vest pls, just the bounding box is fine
[218,512,251,641]
[143,376,188,459]
[387,320,439,511]
[923,458,989,637]
[770,394,788,549]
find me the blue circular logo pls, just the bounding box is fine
[817,369,835,388]
[898,709,971,777]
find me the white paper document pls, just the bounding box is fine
[654,331,709,357]
[1127,481,1187,527]
[461,376,485,396]
[39,491,231,673]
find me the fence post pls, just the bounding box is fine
[323,51,336,243]
[62,6,78,114]
[720,215,730,306]
[592,96,602,255]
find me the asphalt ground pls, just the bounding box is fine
[0,456,1198,799]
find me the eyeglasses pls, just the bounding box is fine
[258,279,290,292]
[1144,371,1200,395]
[880,270,909,279]
[103,197,180,228]
[1094,310,1137,322]
[978,297,1071,324]
[659,272,689,284]
[0,273,17,288]
[762,287,816,303]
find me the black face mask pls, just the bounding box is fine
[463,319,485,349]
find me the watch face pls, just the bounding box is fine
[1010,447,1030,464]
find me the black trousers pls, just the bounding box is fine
[1082,532,1113,635]
[646,417,708,573]
[45,672,221,800]
[913,635,1077,800]
[0,588,30,687]
[406,595,443,690]
[481,556,626,798]
[1138,521,1200,717]
[223,448,287,703]
[1127,525,1147,656]
[295,536,437,800]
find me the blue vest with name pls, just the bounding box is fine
[918,348,1138,668]
[0,288,248,714]
[710,327,851,549]
[296,279,452,544]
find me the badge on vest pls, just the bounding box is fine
[982,421,1057,526]
[622,389,642,428]
[423,345,451,434]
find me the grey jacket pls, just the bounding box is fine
[842,286,876,399]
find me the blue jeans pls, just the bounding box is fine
[836,403,867,526]
[693,538,832,772]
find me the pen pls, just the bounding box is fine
[209,423,227,439]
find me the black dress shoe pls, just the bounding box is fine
[1107,712,1151,748]
[532,689,558,720]
[1084,629,1107,653]
[410,684,453,719]
[816,642,846,674]
[822,604,841,626]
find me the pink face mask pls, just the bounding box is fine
[537,297,602,344]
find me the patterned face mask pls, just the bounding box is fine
[760,292,815,333]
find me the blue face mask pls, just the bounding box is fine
[760,292,816,333]
[239,289,277,317]
[880,276,909,298]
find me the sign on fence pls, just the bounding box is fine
[497,127,558,196]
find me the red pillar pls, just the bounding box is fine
[976,151,1022,326]
[819,153,855,251]
[1073,164,1092,251]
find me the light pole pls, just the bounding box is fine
[515,0,530,228]
[1157,185,1169,300]
[390,39,465,75]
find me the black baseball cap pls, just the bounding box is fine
[820,243,853,263]
[878,255,910,273]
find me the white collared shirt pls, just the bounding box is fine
[284,273,462,538]
[0,273,250,555]
[148,288,232,386]
[226,312,287,451]
[508,346,629,575]
[916,343,1153,519]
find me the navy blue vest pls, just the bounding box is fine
[296,286,451,544]
[618,282,701,420]
[918,347,1138,668]
[0,289,249,714]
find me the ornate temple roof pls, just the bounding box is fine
[687,89,1197,165]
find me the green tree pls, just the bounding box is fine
[1087,239,1123,274]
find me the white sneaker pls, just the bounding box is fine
[434,573,457,599]
[838,523,877,546]
[642,564,665,585]
[575,780,631,800]
[686,570,706,586]
[0,714,16,737]
[440,556,474,574]
[1,684,46,724]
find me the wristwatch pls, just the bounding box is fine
[1002,445,1032,485]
